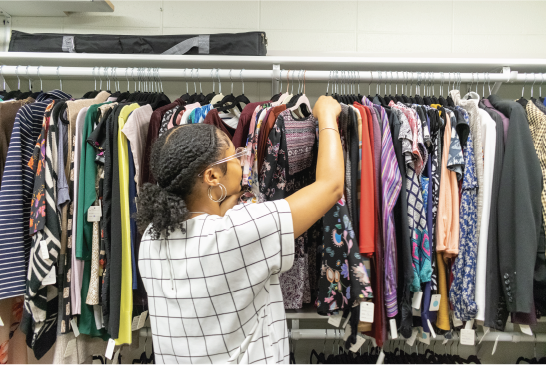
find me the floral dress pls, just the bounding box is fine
[449,112,479,321]
[317,197,373,315]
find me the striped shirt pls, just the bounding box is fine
[0,90,71,300]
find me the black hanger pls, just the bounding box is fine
[517,75,529,107]
[203,70,217,104]
[179,68,192,101]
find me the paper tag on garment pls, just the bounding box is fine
[342,313,351,329]
[412,292,423,309]
[460,329,476,346]
[406,328,418,346]
[429,294,441,311]
[389,318,398,339]
[442,338,449,345]
[70,318,80,337]
[137,310,148,330]
[343,324,352,341]
[40,240,49,259]
[418,328,431,345]
[131,315,140,331]
[0,316,3,326]
[87,206,102,222]
[105,338,116,360]
[520,324,533,336]
[412,307,421,317]
[359,302,374,323]
[478,326,490,344]
[465,319,474,330]
[377,349,386,364]
[349,335,366,353]
[42,266,56,285]
[64,338,76,358]
[427,319,436,338]
[492,335,500,355]
[452,312,463,327]
[328,313,343,327]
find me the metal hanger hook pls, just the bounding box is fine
[230,69,234,94]
[37,65,43,91]
[531,73,537,98]
[16,65,21,90]
[26,65,32,91]
[522,73,528,98]
[240,69,245,95]
[56,66,62,91]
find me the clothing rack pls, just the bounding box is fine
[0,64,544,96]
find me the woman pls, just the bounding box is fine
[137,96,344,364]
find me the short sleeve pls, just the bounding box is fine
[226,199,294,275]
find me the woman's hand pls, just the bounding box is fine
[219,191,244,216]
[313,96,341,126]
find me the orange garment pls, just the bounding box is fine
[353,103,375,254]
[435,112,460,258]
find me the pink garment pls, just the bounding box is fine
[71,107,89,315]
[168,102,200,129]
[121,104,153,192]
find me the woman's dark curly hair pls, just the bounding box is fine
[136,124,230,239]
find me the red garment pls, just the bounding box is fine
[232,101,270,148]
[353,103,375,254]
[203,109,236,139]
[257,105,286,173]
[141,98,184,185]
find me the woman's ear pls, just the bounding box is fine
[202,168,221,187]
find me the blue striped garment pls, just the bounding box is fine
[0,90,71,300]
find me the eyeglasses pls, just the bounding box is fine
[198,147,250,177]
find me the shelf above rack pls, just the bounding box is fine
[0,0,114,17]
[2,52,546,72]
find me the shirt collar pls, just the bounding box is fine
[36,89,71,102]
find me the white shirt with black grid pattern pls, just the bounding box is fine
[139,199,295,364]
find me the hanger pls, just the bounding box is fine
[286,70,311,117]
[215,69,243,115]
[5,65,23,100]
[218,69,251,113]
[282,69,296,105]
[203,68,217,104]
[516,73,528,107]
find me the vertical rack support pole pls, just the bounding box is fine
[491,66,511,95]
[272,64,281,95]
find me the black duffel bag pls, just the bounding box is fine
[9,30,267,56]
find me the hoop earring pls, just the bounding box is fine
[208,184,227,203]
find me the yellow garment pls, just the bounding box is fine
[430,104,443,116]
[115,103,140,345]
[435,251,451,331]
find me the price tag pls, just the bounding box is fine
[520,324,533,336]
[406,328,418,346]
[359,302,374,323]
[419,328,431,345]
[40,240,49,260]
[105,338,116,360]
[0,316,3,326]
[377,349,385,364]
[460,329,475,346]
[389,318,398,339]
[70,318,80,337]
[42,266,56,285]
[478,326,490,345]
[137,310,148,330]
[131,315,140,331]
[429,294,441,311]
[328,312,343,327]
[492,335,500,355]
[87,205,102,222]
[341,313,351,329]
[349,335,366,353]
[412,307,421,317]
[427,319,436,338]
[442,338,449,345]
[452,312,463,327]
[412,292,423,309]
[64,338,76,358]
[343,324,352,341]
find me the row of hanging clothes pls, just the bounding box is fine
[0,65,545,361]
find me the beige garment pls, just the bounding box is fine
[436,112,460,258]
[0,97,34,189]
[86,166,103,305]
[98,102,117,117]
[66,91,110,130]
[121,104,153,192]
[52,333,108,364]
[451,90,484,238]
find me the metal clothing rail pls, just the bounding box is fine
[2,64,545,96]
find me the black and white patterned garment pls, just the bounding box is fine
[158,105,180,138]
[139,200,294,364]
